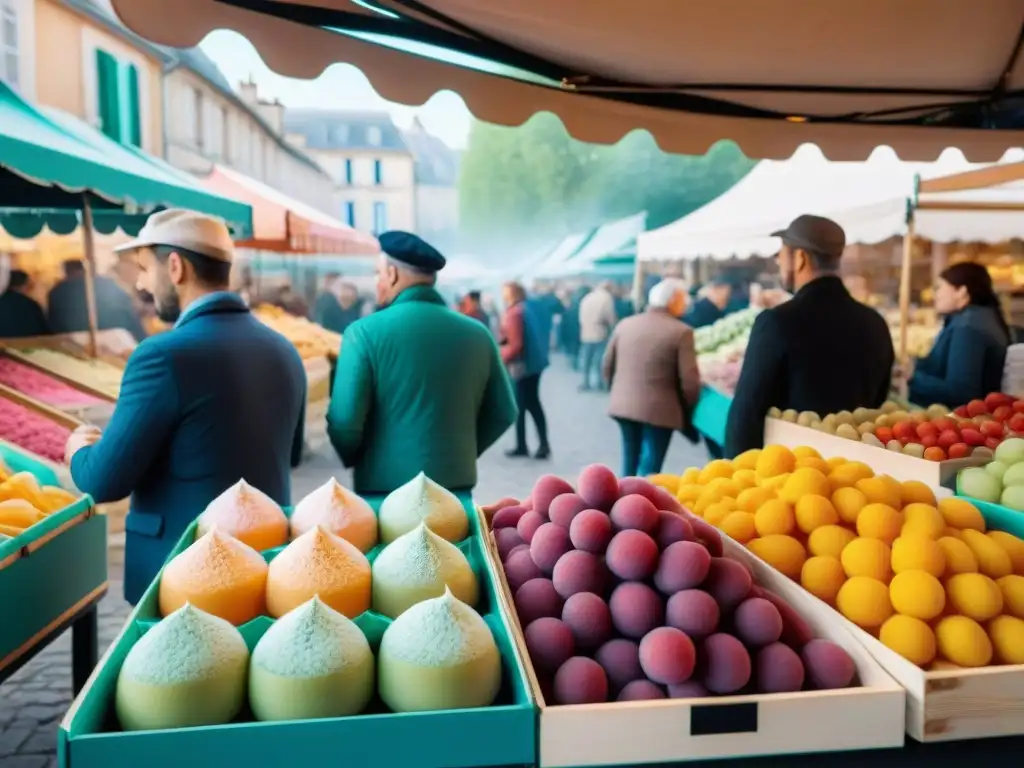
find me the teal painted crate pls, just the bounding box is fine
[692,385,732,446]
[0,443,106,676]
[59,493,536,768]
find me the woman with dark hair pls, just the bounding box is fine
[908,262,1011,407]
[500,281,551,459]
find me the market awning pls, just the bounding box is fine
[530,231,593,279]
[0,81,252,239]
[111,0,1024,161]
[201,165,379,255]
[543,212,646,278]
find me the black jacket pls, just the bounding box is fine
[909,305,1008,408]
[0,290,49,338]
[683,297,724,329]
[725,276,894,456]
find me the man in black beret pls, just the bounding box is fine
[326,231,518,493]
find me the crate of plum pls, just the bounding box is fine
[0,385,82,465]
[60,473,535,768]
[0,352,115,423]
[482,467,905,767]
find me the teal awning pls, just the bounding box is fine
[0,81,252,239]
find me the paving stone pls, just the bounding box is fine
[0,727,33,757]
[3,756,48,768]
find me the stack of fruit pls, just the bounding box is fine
[957,438,1024,511]
[652,447,1024,669]
[698,339,747,396]
[0,467,79,541]
[882,307,938,359]
[0,397,72,462]
[693,307,761,356]
[950,392,1024,431]
[488,467,857,704]
[253,304,342,360]
[769,400,1001,463]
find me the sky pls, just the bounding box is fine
[199,30,474,149]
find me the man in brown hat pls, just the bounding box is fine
[725,214,894,456]
[63,209,307,605]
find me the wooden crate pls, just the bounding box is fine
[1,346,120,404]
[476,508,907,767]
[763,418,986,489]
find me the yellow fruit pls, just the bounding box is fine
[879,615,937,666]
[826,456,847,471]
[937,537,979,576]
[699,460,735,484]
[943,527,963,540]
[891,536,946,577]
[841,537,893,582]
[703,502,734,527]
[935,616,992,667]
[996,574,1024,618]
[832,487,868,525]
[680,468,701,485]
[730,469,756,490]
[855,477,902,510]
[794,495,839,534]
[0,472,45,507]
[945,573,1003,621]
[759,473,791,491]
[837,576,893,628]
[988,615,1024,664]
[779,468,831,504]
[856,503,903,545]
[755,445,796,478]
[828,462,874,489]
[792,446,822,460]
[39,486,77,513]
[649,474,681,493]
[889,570,945,620]
[0,499,46,529]
[808,525,857,559]
[901,503,945,539]
[734,449,761,471]
[753,499,795,536]
[748,535,807,580]
[960,529,1013,579]
[0,523,24,537]
[801,556,846,605]
[796,457,830,475]
[720,511,757,543]
[899,480,937,507]
[737,487,776,514]
[987,531,1024,575]
[937,498,985,533]
[676,484,703,503]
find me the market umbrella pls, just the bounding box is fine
[110,0,1024,160]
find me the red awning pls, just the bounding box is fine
[201,165,379,255]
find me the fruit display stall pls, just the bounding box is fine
[0,438,106,698]
[59,474,534,768]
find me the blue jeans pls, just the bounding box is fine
[616,418,673,478]
[580,341,607,389]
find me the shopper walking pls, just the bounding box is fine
[500,282,552,459]
[578,280,618,391]
[327,232,517,493]
[603,279,701,477]
[64,210,306,605]
[0,270,48,337]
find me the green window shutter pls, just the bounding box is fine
[124,63,142,147]
[95,49,120,141]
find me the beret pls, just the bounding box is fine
[379,231,446,272]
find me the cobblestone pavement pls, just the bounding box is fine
[0,354,707,762]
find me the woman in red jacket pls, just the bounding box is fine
[500,282,550,460]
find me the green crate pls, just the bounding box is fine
[692,385,732,446]
[59,493,536,768]
[956,496,1024,537]
[0,444,106,677]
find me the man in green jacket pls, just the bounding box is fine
[326,231,518,493]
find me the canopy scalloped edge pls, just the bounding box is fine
[111,0,1024,162]
[0,211,145,240]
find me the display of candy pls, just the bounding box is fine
[15,348,122,398]
[0,397,72,462]
[0,357,104,408]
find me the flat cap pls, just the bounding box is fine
[771,214,846,260]
[379,231,446,272]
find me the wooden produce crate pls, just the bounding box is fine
[763,418,986,489]
[59,493,536,768]
[0,349,115,425]
[478,508,906,767]
[1,344,122,402]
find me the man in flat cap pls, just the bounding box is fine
[725,214,894,456]
[327,231,518,493]
[63,209,307,605]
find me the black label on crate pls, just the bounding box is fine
[689,702,758,735]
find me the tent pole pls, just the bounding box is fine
[898,213,916,386]
[80,197,100,358]
[631,256,645,311]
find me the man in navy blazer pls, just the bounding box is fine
[65,210,307,605]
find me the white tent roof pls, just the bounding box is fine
[637,145,1024,262]
[530,231,591,278]
[543,212,647,277]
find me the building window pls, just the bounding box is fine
[367,126,381,146]
[344,158,353,185]
[193,88,204,150]
[0,0,18,90]
[372,201,387,234]
[333,125,349,144]
[343,201,355,227]
[95,49,142,147]
[373,159,383,185]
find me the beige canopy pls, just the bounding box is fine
[111,0,1024,160]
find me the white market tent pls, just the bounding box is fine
[637,145,1024,263]
[541,212,647,278]
[529,231,591,279]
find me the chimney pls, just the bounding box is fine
[238,79,258,107]
[256,98,285,134]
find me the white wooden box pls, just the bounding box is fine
[763,418,986,489]
[478,508,906,767]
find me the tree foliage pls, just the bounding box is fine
[457,113,756,262]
